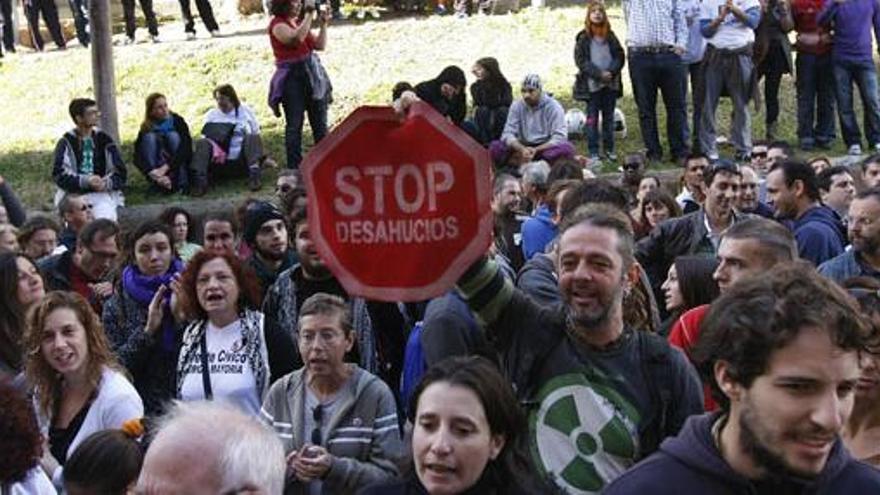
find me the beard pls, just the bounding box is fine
[565,283,622,330]
[301,256,331,280]
[853,236,880,258]
[739,400,833,480]
[256,244,286,262]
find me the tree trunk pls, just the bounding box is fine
[89,0,119,143]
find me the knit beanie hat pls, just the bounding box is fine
[243,201,285,245]
[522,73,542,91]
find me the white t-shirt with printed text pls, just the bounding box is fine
[180,319,261,417]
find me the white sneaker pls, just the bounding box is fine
[150,34,160,43]
[209,29,220,37]
[186,32,196,40]
[356,8,366,19]
[848,144,863,156]
[874,143,880,152]
[123,36,135,45]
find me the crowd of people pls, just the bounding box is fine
[2,139,880,494]
[3,0,880,493]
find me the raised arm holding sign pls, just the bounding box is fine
[301,102,493,302]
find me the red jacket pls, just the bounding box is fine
[668,305,718,411]
[790,0,832,55]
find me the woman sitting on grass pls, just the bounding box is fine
[191,85,271,196]
[133,93,193,195]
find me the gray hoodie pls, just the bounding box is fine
[501,93,567,147]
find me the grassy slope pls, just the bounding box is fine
[0,7,855,209]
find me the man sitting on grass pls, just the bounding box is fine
[52,98,127,221]
[489,74,575,171]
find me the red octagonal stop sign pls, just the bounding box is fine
[302,102,493,302]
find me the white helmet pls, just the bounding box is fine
[565,108,587,138]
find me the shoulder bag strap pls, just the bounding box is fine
[200,331,213,400]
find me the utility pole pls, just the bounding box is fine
[89,0,119,142]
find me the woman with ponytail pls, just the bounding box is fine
[573,1,625,165]
[64,419,146,495]
[102,220,186,417]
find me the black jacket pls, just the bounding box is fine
[573,29,625,101]
[470,77,513,110]
[636,210,750,294]
[414,67,467,125]
[133,112,193,188]
[38,250,75,292]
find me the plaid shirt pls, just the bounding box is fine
[623,0,689,48]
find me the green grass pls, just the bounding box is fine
[0,6,858,210]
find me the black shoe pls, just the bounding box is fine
[191,182,208,197]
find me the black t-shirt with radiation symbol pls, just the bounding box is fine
[529,330,647,494]
[493,293,704,494]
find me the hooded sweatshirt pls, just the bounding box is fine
[604,412,880,494]
[415,66,467,124]
[793,204,845,266]
[501,93,567,147]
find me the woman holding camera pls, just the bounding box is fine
[268,0,332,170]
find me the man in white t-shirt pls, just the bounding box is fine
[699,0,762,161]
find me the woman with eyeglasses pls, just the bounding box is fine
[261,293,403,494]
[175,250,296,416]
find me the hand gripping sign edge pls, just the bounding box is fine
[301,103,493,302]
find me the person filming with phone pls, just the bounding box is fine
[268,0,333,170]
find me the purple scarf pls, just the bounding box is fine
[122,259,185,352]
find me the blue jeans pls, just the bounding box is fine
[833,59,880,147]
[796,53,836,146]
[140,131,185,189]
[281,62,328,169]
[627,50,688,160]
[586,88,616,156]
[140,131,182,169]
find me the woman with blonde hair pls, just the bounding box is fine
[24,291,143,486]
[133,92,193,194]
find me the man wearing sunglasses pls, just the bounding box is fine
[57,194,94,252]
